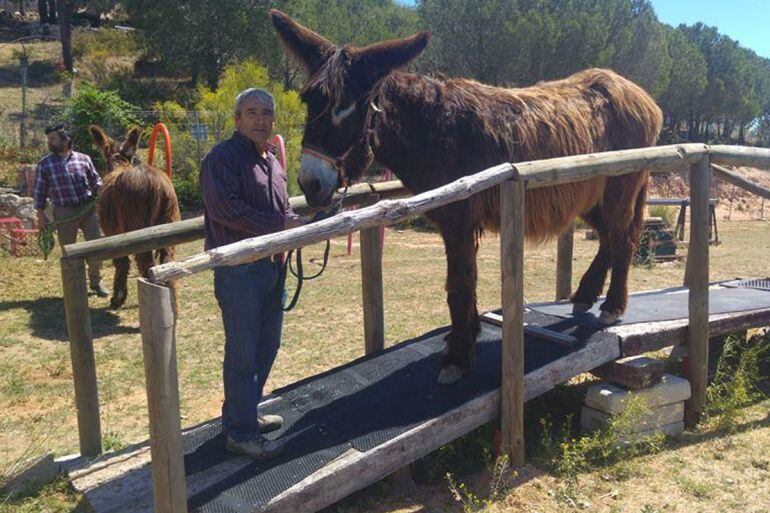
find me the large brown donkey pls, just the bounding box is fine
[89,125,181,308]
[271,10,663,384]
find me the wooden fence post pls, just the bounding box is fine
[556,224,574,300]
[138,278,187,513]
[60,257,102,457]
[500,179,525,466]
[685,157,711,427]
[360,226,385,355]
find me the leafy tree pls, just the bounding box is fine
[62,82,141,171]
[156,59,306,196]
[658,26,707,133]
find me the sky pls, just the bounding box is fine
[650,0,770,58]
[396,0,770,59]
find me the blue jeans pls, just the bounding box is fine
[214,258,285,442]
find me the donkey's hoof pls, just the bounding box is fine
[109,293,127,309]
[437,365,463,385]
[572,302,593,314]
[598,310,621,326]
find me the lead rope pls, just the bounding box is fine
[37,197,98,259]
[283,186,349,311]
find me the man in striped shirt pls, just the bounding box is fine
[200,88,304,460]
[34,125,110,297]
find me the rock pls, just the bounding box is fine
[1,453,63,494]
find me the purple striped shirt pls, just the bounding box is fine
[33,151,102,209]
[200,131,299,250]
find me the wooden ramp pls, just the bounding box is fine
[70,311,618,513]
[70,280,770,513]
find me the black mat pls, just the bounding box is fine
[181,313,615,513]
[528,282,770,329]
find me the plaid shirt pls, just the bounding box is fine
[200,131,299,250]
[33,151,102,209]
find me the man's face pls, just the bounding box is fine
[234,97,275,148]
[46,132,68,153]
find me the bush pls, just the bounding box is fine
[173,174,204,212]
[195,59,306,196]
[648,205,677,226]
[0,139,38,187]
[72,28,140,61]
[62,83,141,171]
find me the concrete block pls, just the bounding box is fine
[621,420,684,444]
[592,355,664,390]
[581,402,684,433]
[585,374,691,414]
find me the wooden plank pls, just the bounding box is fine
[151,145,707,284]
[556,225,574,300]
[500,179,525,466]
[360,226,385,355]
[711,145,770,170]
[137,278,187,513]
[61,180,409,263]
[614,307,770,356]
[712,164,770,200]
[480,312,578,346]
[685,157,711,427]
[60,257,102,457]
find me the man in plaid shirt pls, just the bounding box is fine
[34,125,110,297]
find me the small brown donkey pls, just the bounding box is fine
[270,10,663,383]
[89,125,181,309]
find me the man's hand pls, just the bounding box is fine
[36,209,48,230]
[284,216,306,230]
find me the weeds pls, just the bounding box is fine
[705,331,769,433]
[538,395,665,506]
[648,205,678,227]
[446,454,517,513]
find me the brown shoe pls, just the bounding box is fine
[258,414,283,434]
[226,435,284,460]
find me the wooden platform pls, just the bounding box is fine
[69,282,770,513]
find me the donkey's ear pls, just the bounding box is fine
[270,9,335,75]
[121,126,141,157]
[89,124,109,147]
[354,31,429,84]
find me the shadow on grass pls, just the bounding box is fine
[0,296,139,342]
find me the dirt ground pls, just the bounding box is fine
[1,216,769,512]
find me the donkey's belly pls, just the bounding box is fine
[475,176,605,242]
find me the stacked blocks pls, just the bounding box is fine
[583,356,691,440]
[0,217,23,252]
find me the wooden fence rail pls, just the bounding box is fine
[149,144,709,284]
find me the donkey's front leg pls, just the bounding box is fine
[437,225,480,384]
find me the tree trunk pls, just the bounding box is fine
[38,0,48,23]
[18,0,25,15]
[46,0,56,23]
[205,53,219,91]
[57,0,73,73]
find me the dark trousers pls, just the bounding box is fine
[214,259,285,442]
